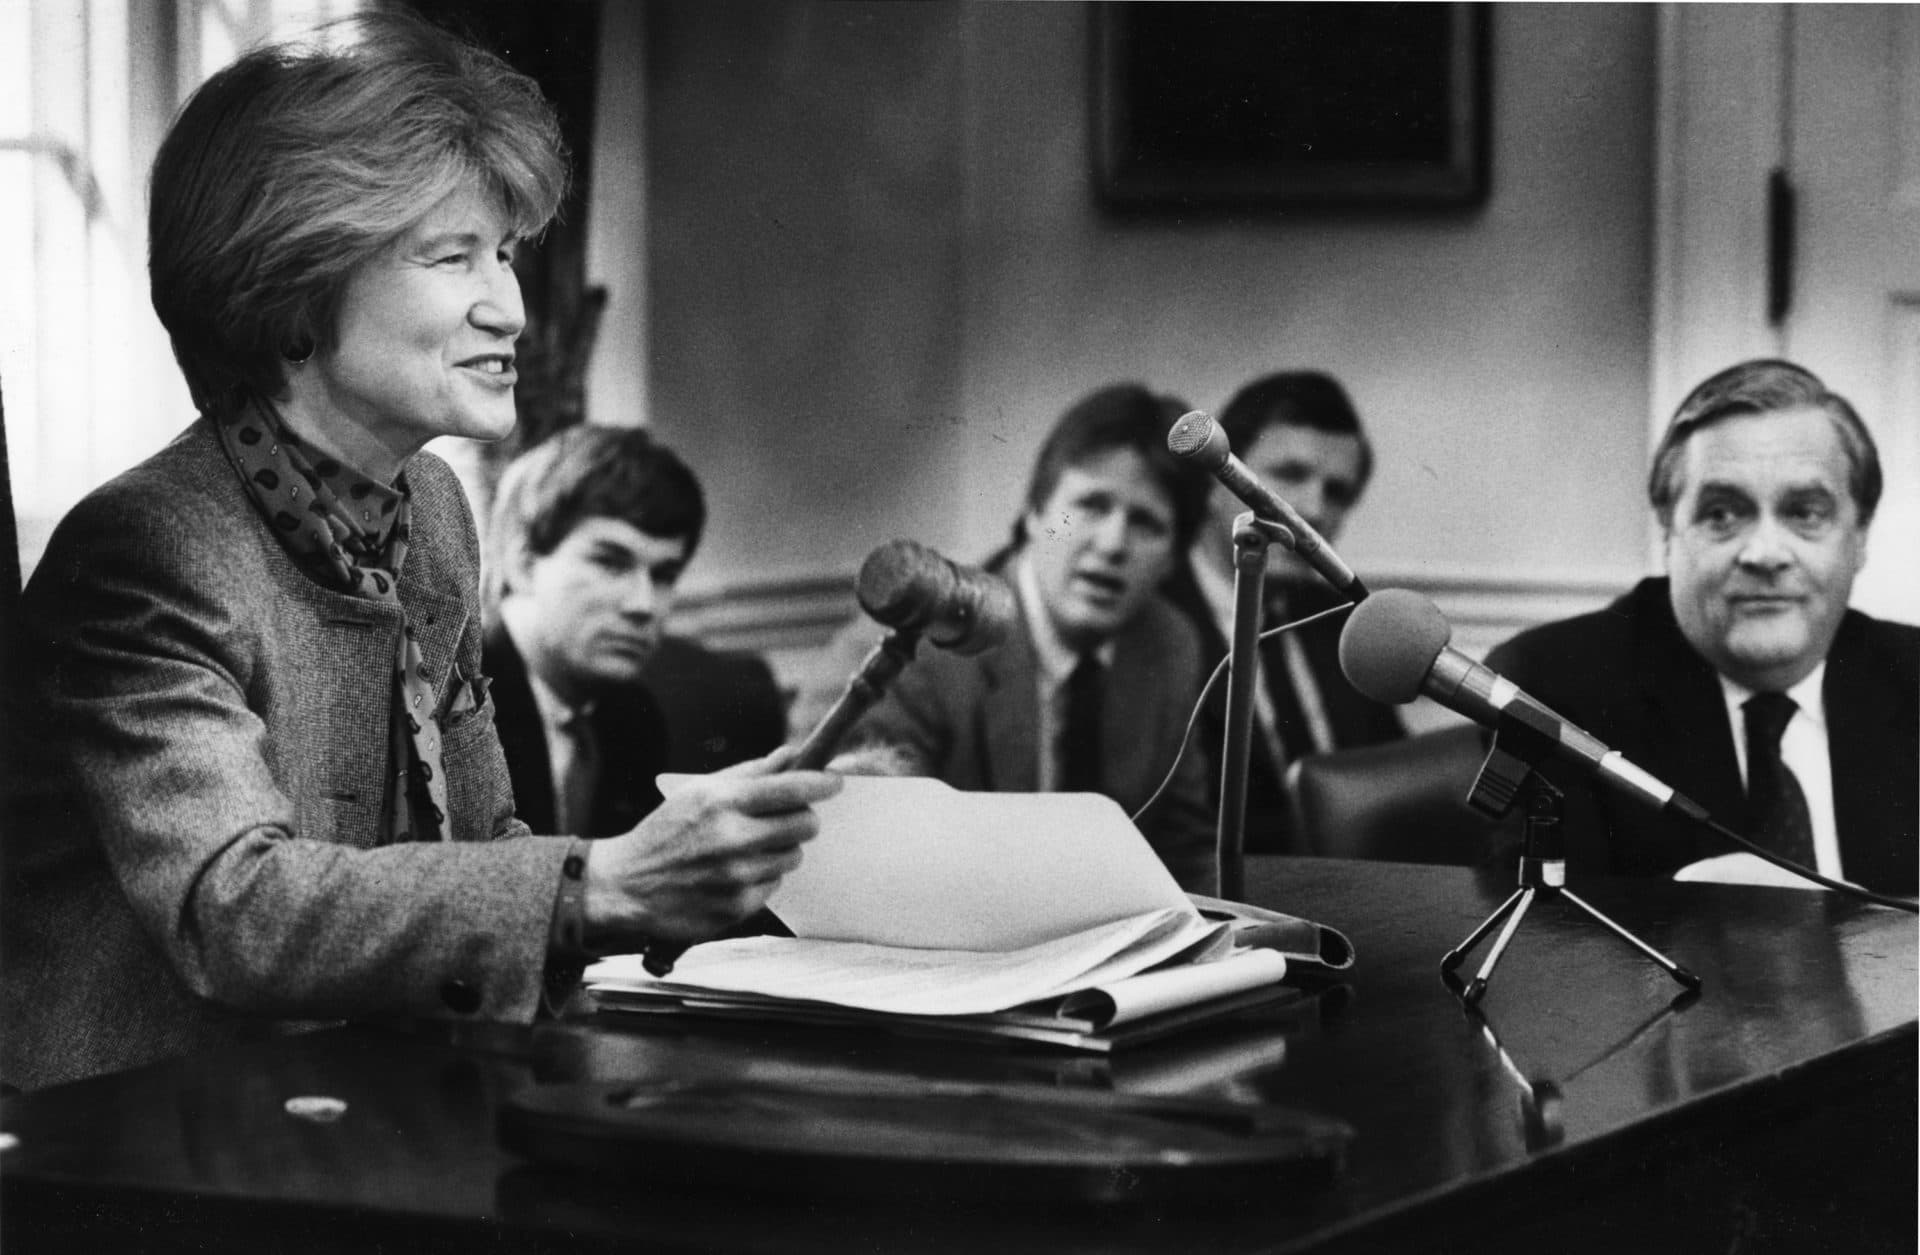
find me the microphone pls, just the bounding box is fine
[1338,589,1708,823]
[855,539,1016,656]
[1166,410,1369,603]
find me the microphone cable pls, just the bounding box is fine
[1693,819,1917,913]
[1130,602,1353,826]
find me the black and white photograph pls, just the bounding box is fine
[1,1,1914,1251]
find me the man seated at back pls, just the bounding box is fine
[809,383,1218,892]
[485,426,705,837]
[1486,359,1916,893]
[1162,370,1405,854]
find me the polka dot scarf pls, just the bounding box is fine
[214,403,450,844]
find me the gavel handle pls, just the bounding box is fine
[640,628,922,977]
[790,629,921,770]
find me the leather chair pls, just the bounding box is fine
[1284,724,1499,865]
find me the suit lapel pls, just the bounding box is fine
[395,578,466,712]
[1825,614,1918,892]
[979,587,1042,793]
[1643,663,1744,820]
[1632,586,1748,827]
[1105,610,1166,806]
[482,625,556,834]
[275,578,400,847]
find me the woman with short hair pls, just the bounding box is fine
[1,12,838,1090]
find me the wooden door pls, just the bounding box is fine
[1786,5,1920,625]
[1655,4,1918,625]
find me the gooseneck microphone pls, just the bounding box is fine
[1338,589,1708,823]
[792,541,1015,771]
[1166,410,1369,603]
[1342,591,1719,1004]
[854,539,1015,657]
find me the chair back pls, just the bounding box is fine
[1285,724,1498,865]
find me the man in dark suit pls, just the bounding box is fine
[1487,359,1916,894]
[814,383,1218,891]
[485,426,707,837]
[1163,371,1404,854]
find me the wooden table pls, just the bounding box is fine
[3,858,1913,1253]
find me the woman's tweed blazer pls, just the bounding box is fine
[3,419,572,1089]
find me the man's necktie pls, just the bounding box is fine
[1261,640,1315,764]
[555,708,601,836]
[1260,590,1319,763]
[1060,653,1104,793]
[1743,692,1816,868]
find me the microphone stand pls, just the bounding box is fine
[1440,719,1701,1007]
[1215,513,1294,900]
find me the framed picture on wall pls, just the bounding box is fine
[1091,2,1490,211]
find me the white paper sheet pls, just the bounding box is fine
[761,776,1197,950]
[1054,948,1289,1027]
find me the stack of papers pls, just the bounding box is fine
[585,777,1302,1050]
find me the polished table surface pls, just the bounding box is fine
[3,858,1914,1253]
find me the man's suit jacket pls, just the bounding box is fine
[2,420,574,1090]
[1486,578,1918,893]
[642,635,788,775]
[1161,565,1405,854]
[834,582,1218,892]
[484,625,670,838]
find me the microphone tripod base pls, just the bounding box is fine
[1441,879,1701,1006]
[1441,782,1700,1008]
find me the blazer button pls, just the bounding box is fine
[440,979,482,1015]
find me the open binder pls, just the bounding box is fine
[585,778,1353,1052]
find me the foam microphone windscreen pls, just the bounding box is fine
[1338,588,1452,705]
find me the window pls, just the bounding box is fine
[1,0,361,577]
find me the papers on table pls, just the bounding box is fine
[588,907,1261,1020]
[586,777,1288,1040]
